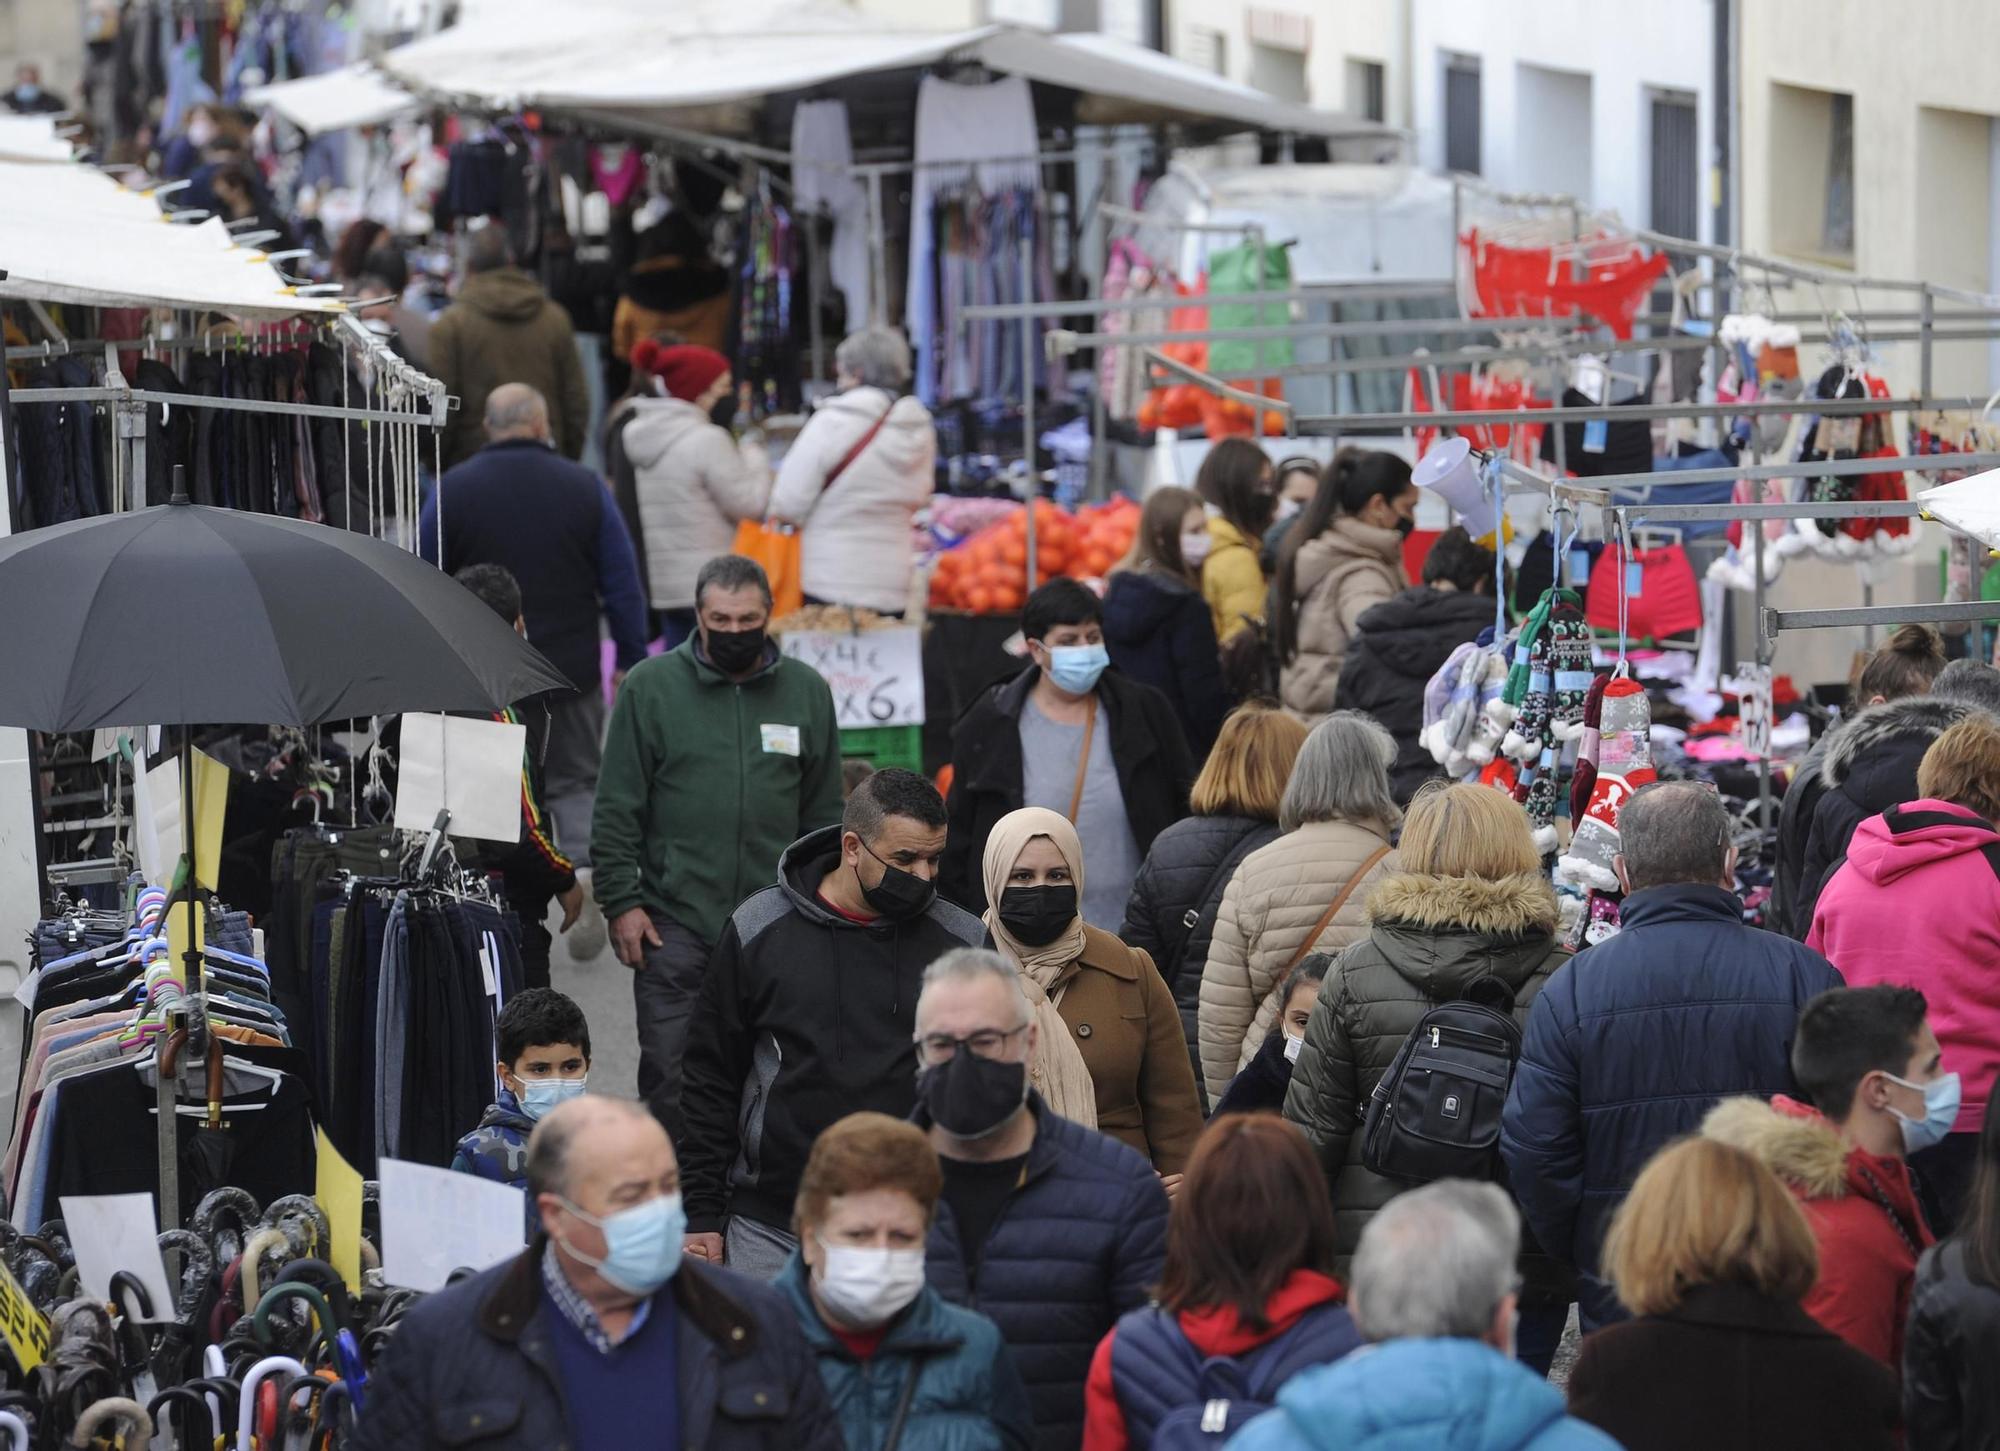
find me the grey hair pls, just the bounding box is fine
[525,1094,655,1203]
[1615,780,1731,893]
[1349,1180,1521,1342]
[694,553,774,613]
[917,947,1033,1031]
[462,223,514,275]
[1280,711,1402,833]
[1935,658,2000,718]
[483,383,548,439]
[836,327,913,391]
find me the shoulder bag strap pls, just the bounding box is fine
[818,399,897,496]
[1282,843,1391,975]
[878,1354,927,1451]
[1065,696,1100,824]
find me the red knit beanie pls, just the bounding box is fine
[632,339,730,402]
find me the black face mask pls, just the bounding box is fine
[998,884,1078,947]
[704,625,767,675]
[858,839,937,920]
[709,396,738,429]
[1394,514,1416,539]
[919,1051,1028,1139]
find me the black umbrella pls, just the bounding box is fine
[0,485,570,1213]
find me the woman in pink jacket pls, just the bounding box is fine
[1810,713,2000,1232]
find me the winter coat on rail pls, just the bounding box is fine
[1772,731,1833,939]
[1198,817,1398,1104]
[1702,1094,1934,1371]
[1499,884,1846,1330]
[1284,870,1570,1281]
[1278,516,1408,717]
[772,1254,1033,1451]
[921,1094,1169,1451]
[622,396,774,610]
[1810,799,2000,1136]
[1198,517,1266,643]
[1081,1269,1360,1451]
[1101,564,1230,758]
[430,267,591,466]
[1904,1236,2000,1450]
[943,668,1195,916]
[1118,812,1281,1096]
[1226,1337,1619,1451]
[678,825,985,1238]
[768,385,935,614]
[1565,1282,1899,1451]
[1797,695,1970,929]
[1335,584,1497,803]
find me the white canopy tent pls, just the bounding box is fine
[0,115,78,165]
[0,157,342,318]
[245,63,423,137]
[376,0,1387,142]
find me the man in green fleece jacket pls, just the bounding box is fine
[592,553,842,1137]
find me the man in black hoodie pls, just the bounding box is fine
[680,768,984,1278]
[1335,526,1495,804]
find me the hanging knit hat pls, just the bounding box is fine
[1503,625,1555,762]
[1568,672,1611,824]
[1548,596,1593,741]
[1555,675,1657,890]
[632,339,731,402]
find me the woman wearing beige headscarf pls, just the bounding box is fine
[982,807,1205,1182]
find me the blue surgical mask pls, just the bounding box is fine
[1883,1070,1961,1153]
[557,1192,687,1296]
[515,1075,588,1121]
[1045,643,1109,695]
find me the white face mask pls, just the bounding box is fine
[1180,531,1213,567]
[814,1240,927,1329]
[1283,1031,1305,1064]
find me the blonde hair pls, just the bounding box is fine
[1602,1138,1817,1317]
[1395,782,1540,879]
[1191,704,1311,820]
[1918,715,2000,822]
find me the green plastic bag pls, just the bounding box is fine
[1205,240,1294,378]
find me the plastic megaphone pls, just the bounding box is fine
[1412,437,1498,538]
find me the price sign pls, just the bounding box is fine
[1737,661,1774,758]
[0,1261,49,1372]
[780,627,926,727]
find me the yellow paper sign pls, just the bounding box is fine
[165,894,207,971]
[0,1261,50,1371]
[190,748,229,892]
[316,1129,364,1292]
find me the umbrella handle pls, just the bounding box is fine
[0,1409,26,1451]
[251,1281,338,1351]
[236,1356,305,1451]
[67,1397,152,1450]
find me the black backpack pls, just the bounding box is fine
[1361,976,1521,1185]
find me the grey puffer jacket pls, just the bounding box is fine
[1283,870,1568,1277]
[623,396,772,609]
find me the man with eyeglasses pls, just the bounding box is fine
[914,947,1168,1451]
[679,769,983,1281]
[1501,779,1843,1334]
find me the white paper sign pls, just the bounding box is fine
[779,627,925,727]
[1734,662,1775,758]
[60,1194,174,1321]
[131,751,176,887]
[393,713,527,843]
[378,1159,526,1292]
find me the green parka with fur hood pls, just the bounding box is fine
[1282,869,1570,1280]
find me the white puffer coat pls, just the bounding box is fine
[623,397,772,610]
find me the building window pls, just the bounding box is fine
[1444,53,1481,175]
[1770,82,1855,264]
[1515,62,1591,200]
[1187,24,1228,76]
[1650,90,1699,240]
[1347,58,1386,123]
[1249,42,1308,103]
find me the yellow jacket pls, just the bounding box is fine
[1201,517,1268,641]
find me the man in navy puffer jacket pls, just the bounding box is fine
[915,948,1168,1451]
[1501,782,1843,1329]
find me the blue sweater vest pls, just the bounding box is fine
[543,1287,682,1451]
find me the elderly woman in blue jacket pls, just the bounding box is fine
[778,1112,1033,1451]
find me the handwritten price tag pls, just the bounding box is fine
[780,628,925,727]
[0,1261,50,1372]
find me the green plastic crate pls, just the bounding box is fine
[839,724,923,772]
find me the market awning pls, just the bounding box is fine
[245,63,422,136]
[380,0,1387,141]
[0,160,342,318]
[0,115,77,164]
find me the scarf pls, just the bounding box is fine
[981,807,1099,1129]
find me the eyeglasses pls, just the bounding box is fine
[917,1024,1028,1065]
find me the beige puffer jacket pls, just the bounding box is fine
[622,397,773,610]
[1279,516,1408,717]
[1197,816,1398,1101]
